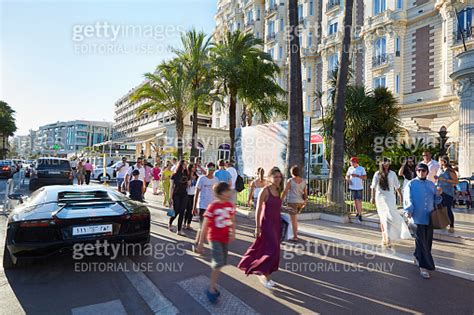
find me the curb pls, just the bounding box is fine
[298,227,474,282]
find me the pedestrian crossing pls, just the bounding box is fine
[70,260,259,315]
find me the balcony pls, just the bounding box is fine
[265,3,279,16]
[244,19,255,28]
[266,32,276,42]
[372,53,393,68]
[326,0,340,12]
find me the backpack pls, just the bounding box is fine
[235,175,245,192]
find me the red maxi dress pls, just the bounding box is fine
[238,190,282,275]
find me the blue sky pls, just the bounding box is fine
[0,0,217,134]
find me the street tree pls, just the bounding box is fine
[131,59,192,159]
[0,101,17,159]
[286,0,305,177]
[174,29,214,160]
[327,0,355,206]
[211,30,277,159]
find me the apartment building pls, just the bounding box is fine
[214,0,323,121]
[113,83,230,162]
[33,120,112,157]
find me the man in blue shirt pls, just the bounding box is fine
[214,160,232,185]
[404,163,442,279]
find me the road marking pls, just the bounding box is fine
[123,258,178,315]
[178,275,259,315]
[71,300,127,315]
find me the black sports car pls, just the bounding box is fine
[3,186,150,268]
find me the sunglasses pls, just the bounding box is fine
[416,169,428,173]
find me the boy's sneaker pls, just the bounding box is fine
[206,289,219,304]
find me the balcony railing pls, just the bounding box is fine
[265,3,279,16]
[327,0,340,11]
[266,32,276,42]
[372,53,392,67]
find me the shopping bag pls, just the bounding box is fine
[280,213,293,242]
[167,209,176,217]
[431,204,451,229]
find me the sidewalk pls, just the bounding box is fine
[138,188,474,281]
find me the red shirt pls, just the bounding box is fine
[204,201,235,244]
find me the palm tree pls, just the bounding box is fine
[286,0,305,177]
[327,0,355,206]
[0,101,17,159]
[130,59,192,159]
[174,29,213,159]
[211,30,276,159]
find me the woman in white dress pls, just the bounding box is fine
[371,158,412,247]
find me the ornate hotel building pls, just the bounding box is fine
[214,0,474,172]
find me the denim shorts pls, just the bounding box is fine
[351,190,363,200]
[117,178,125,188]
[210,241,228,269]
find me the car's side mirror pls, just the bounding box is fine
[8,193,24,202]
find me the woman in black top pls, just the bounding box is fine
[398,156,416,191]
[184,163,198,230]
[169,160,189,235]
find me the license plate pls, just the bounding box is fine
[72,224,113,236]
[49,171,61,175]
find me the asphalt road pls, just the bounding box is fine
[0,186,473,314]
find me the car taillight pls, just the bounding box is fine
[122,213,150,221]
[2,166,9,171]
[19,220,54,227]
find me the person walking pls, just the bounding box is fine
[84,160,93,185]
[151,162,161,195]
[238,167,283,290]
[371,158,411,248]
[195,182,236,305]
[143,159,154,198]
[170,157,178,172]
[125,158,146,194]
[247,168,266,210]
[169,160,189,235]
[76,160,85,185]
[225,160,238,202]
[115,157,129,194]
[398,156,416,191]
[161,161,173,207]
[185,163,198,230]
[436,155,458,233]
[195,157,206,176]
[129,170,145,202]
[214,159,232,185]
[404,163,443,279]
[281,165,307,242]
[346,157,367,221]
[422,150,440,183]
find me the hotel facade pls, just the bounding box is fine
[214,0,474,175]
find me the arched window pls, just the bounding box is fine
[217,144,231,161]
[188,141,204,159]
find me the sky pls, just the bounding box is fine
[0,0,217,135]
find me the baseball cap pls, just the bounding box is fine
[350,157,359,164]
[416,163,429,171]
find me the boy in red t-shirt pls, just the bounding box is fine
[196,182,236,304]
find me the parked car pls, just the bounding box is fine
[29,158,73,191]
[3,186,151,268]
[92,161,136,182]
[0,160,16,178]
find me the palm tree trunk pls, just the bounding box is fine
[229,89,237,160]
[286,0,305,177]
[327,0,354,206]
[190,97,199,160]
[176,114,185,160]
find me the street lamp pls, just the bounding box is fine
[438,125,448,157]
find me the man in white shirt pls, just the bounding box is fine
[346,157,367,222]
[226,160,238,203]
[422,150,440,183]
[115,157,129,193]
[125,157,146,192]
[170,157,178,172]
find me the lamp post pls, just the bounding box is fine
[438,125,448,157]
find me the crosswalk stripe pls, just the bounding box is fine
[71,299,127,315]
[123,258,178,315]
[178,275,259,315]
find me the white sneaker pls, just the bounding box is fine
[267,280,276,287]
[263,280,275,290]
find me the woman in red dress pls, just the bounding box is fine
[238,167,283,289]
